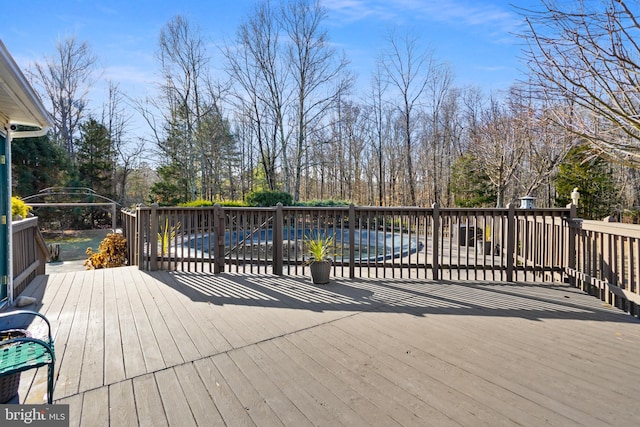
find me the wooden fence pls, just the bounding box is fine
[12,217,48,298]
[121,204,573,283]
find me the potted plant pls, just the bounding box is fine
[306,234,333,284]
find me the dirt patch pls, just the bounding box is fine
[43,229,112,261]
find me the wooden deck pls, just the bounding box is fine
[11,266,640,426]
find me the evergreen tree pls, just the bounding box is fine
[198,109,239,200]
[11,133,71,197]
[75,119,115,227]
[76,118,114,197]
[555,145,621,219]
[149,115,193,205]
[149,162,190,206]
[450,153,497,207]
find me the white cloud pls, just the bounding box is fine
[322,0,398,22]
[323,0,523,36]
[103,65,157,85]
[474,64,507,72]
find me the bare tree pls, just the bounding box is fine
[102,82,146,205]
[470,95,526,208]
[422,62,455,205]
[517,105,574,204]
[225,0,351,201]
[521,0,640,167]
[368,62,391,206]
[281,0,352,201]
[30,36,97,156]
[225,0,289,192]
[329,99,368,202]
[156,15,209,200]
[148,15,237,203]
[379,31,437,206]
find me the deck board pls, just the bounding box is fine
[10,266,640,426]
[135,271,185,366]
[229,347,314,427]
[282,326,441,426]
[151,272,220,357]
[212,352,285,426]
[122,267,165,373]
[154,368,197,427]
[369,311,616,426]
[192,357,256,427]
[79,386,109,427]
[55,271,93,397]
[173,362,226,426]
[15,273,55,403]
[331,315,558,426]
[327,322,514,427]
[140,272,201,362]
[131,373,167,427]
[56,393,83,427]
[79,269,105,392]
[108,380,138,427]
[102,268,126,385]
[253,338,397,427]
[114,268,147,380]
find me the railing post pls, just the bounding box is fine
[432,202,440,280]
[566,203,577,286]
[111,203,117,230]
[273,203,283,276]
[137,206,147,270]
[506,203,516,282]
[349,204,356,279]
[150,204,158,271]
[214,204,225,274]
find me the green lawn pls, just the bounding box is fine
[43,229,110,261]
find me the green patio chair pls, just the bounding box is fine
[0,310,55,404]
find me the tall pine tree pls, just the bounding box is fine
[75,118,115,227]
[11,133,71,197]
[555,145,621,219]
[76,118,114,197]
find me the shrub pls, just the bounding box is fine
[246,190,293,207]
[179,199,246,207]
[84,233,128,269]
[296,199,351,207]
[621,208,640,224]
[11,196,32,219]
[216,200,246,207]
[179,199,213,207]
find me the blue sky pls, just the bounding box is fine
[2,0,537,114]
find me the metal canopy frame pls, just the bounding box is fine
[22,188,119,230]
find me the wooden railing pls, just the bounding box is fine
[567,220,640,316]
[12,217,48,298]
[121,204,573,283]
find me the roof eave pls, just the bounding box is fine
[0,39,50,135]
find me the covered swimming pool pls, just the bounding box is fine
[186,227,423,262]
